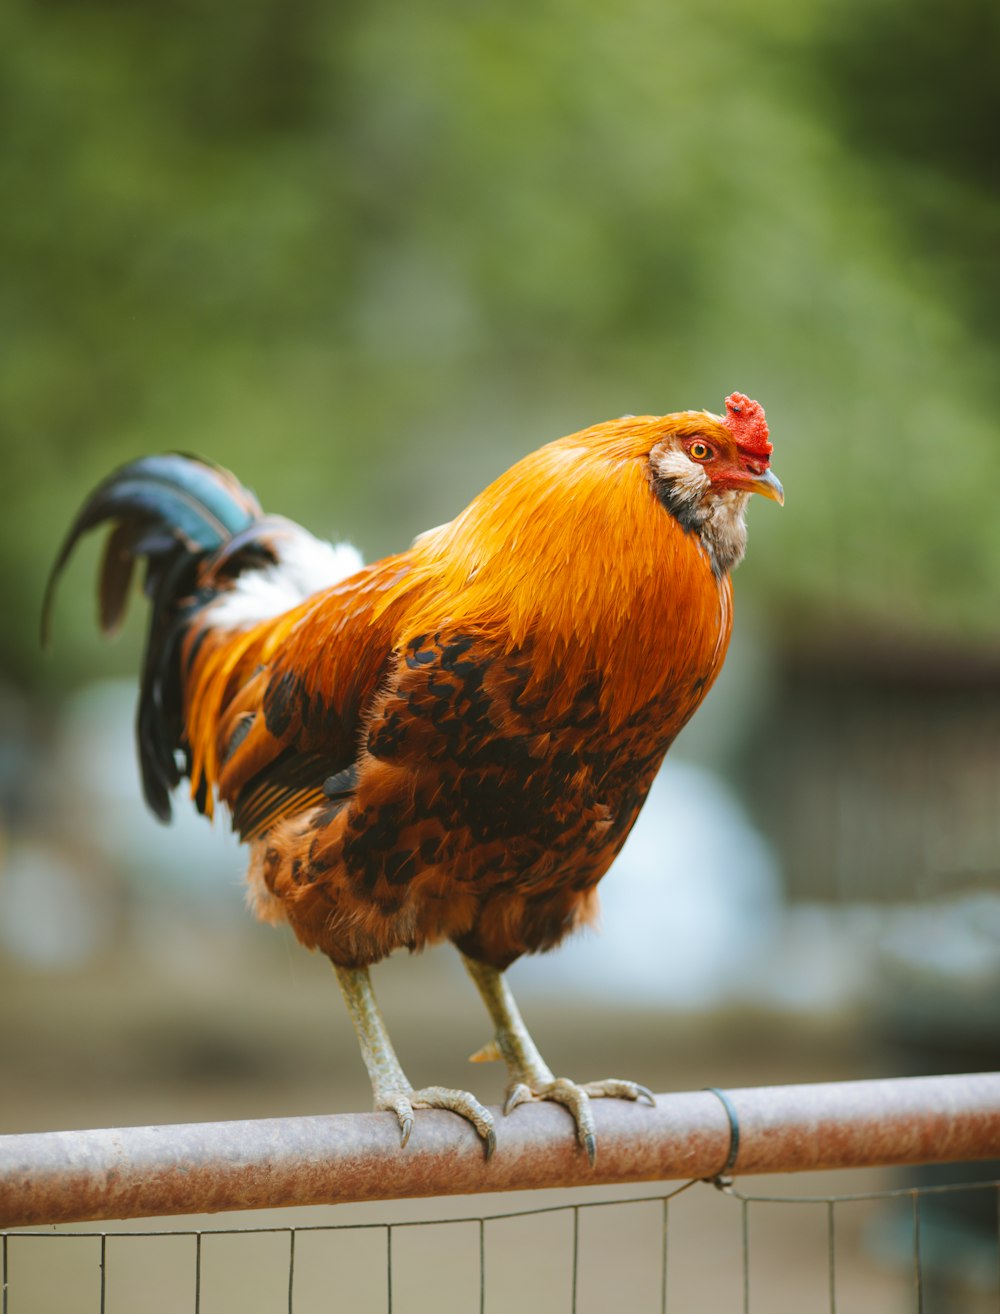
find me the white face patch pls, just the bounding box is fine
[649,447,711,513]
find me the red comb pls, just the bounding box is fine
[724,393,772,461]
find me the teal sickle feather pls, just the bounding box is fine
[43,453,264,820]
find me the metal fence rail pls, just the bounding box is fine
[3,1072,999,1228]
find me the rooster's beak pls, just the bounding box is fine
[748,468,784,505]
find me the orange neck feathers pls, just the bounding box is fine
[388,415,734,727]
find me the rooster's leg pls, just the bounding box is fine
[333,964,496,1157]
[461,954,654,1165]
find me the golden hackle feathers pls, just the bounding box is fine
[376,411,734,723]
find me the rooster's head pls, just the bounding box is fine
[647,392,783,574]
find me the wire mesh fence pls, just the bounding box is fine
[3,1174,1000,1313]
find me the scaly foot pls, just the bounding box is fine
[461,951,655,1166]
[503,1075,655,1165]
[376,1084,497,1157]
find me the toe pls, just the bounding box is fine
[499,1073,652,1164]
[410,1086,497,1158]
[581,1078,656,1104]
[545,1079,598,1161]
[376,1093,416,1147]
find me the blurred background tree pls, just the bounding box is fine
[3,0,999,697]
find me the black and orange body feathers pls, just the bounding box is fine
[47,398,780,976]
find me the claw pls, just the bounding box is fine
[583,1131,597,1167]
[504,1082,533,1115]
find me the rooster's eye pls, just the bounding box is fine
[689,441,712,461]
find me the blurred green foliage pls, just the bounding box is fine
[2,0,998,694]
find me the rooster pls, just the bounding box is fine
[44,393,781,1162]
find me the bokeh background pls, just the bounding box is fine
[2,0,998,1307]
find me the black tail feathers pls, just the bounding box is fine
[43,454,264,822]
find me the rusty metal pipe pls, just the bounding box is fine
[2,1072,999,1228]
